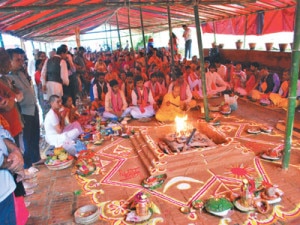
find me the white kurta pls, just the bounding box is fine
[44,109,83,147]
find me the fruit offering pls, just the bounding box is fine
[76,150,96,176]
[45,148,73,166]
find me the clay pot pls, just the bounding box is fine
[248,43,256,50]
[279,43,288,52]
[235,41,243,50]
[265,42,273,51]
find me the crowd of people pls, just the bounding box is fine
[0,24,298,224]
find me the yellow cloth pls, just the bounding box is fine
[280,81,289,97]
[155,93,184,122]
[250,90,261,100]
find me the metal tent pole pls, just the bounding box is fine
[0,33,4,48]
[194,1,209,121]
[167,4,175,78]
[128,7,134,51]
[282,0,300,169]
[116,12,122,50]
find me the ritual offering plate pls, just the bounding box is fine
[247,127,261,134]
[74,204,99,224]
[254,199,270,214]
[261,146,282,161]
[205,197,233,217]
[45,148,74,170]
[260,125,273,133]
[220,109,231,115]
[233,198,256,212]
[261,153,281,161]
[125,209,152,223]
[192,199,204,210]
[76,162,96,177]
[260,187,283,204]
[76,150,97,176]
[142,174,167,190]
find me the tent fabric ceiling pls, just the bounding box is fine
[0,0,296,42]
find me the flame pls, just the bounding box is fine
[175,115,188,135]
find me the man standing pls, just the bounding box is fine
[7,48,41,169]
[182,24,192,59]
[41,46,69,101]
[74,47,88,97]
[0,125,28,225]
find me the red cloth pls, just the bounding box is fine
[175,81,187,101]
[0,82,23,137]
[136,87,149,113]
[34,70,41,85]
[245,75,256,93]
[13,194,29,225]
[111,91,123,112]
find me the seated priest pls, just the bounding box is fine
[103,79,129,120]
[168,67,197,109]
[156,85,185,122]
[44,95,83,147]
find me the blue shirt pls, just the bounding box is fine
[0,126,16,202]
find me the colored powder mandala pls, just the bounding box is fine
[225,164,255,179]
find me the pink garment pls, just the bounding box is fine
[175,81,187,101]
[111,91,123,112]
[13,194,29,225]
[136,87,149,113]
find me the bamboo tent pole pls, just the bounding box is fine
[213,21,216,43]
[116,12,122,50]
[282,0,300,170]
[105,23,109,50]
[243,15,248,49]
[167,4,175,76]
[128,7,134,51]
[194,1,209,121]
[139,6,148,75]
[110,24,113,51]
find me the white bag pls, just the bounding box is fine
[224,94,238,111]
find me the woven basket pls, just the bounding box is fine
[45,159,74,171]
[74,204,99,224]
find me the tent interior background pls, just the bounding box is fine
[0,0,297,59]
